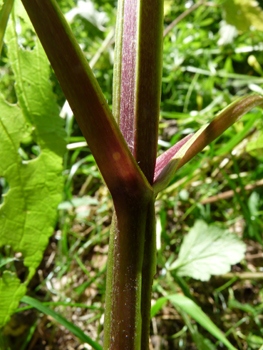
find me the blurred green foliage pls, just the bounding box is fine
[0,0,263,349]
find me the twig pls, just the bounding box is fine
[245,252,263,260]
[89,29,114,69]
[220,272,263,279]
[200,179,263,204]
[163,1,206,38]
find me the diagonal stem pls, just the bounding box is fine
[21,0,151,200]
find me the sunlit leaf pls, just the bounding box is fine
[223,0,263,32]
[0,272,26,326]
[169,221,246,281]
[0,9,66,327]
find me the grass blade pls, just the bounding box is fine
[151,294,237,350]
[21,296,103,350]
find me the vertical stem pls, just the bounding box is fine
[105,1,164,349]
[103,193,154,349]
[135,0,164,183]
[119,0,138,154]
[113,0,164,183]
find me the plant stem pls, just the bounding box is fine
[104,192,154,349]
[113,0,164,183]
[135,0,164,183]
[21,0,150,199]
[104,1,164,348]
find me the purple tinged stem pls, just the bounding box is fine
[153,95,263,195]
[177,94,263,170]
[154,134,194,182]
[21,0,151,201]
[119,0,138,155]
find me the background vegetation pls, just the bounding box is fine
[0,0,263,349]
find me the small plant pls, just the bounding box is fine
[1,0,263,349]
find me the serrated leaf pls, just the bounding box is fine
[223,0,263,32]
[0,9,66,327]
[6,12,66,155]
[169,221,246,281]
[0,272,27,326]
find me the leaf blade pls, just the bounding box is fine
[0,272,27,326]
[169,221,246,281]
[223,0,263,32]
[167,294,237,350]
[21,296,103,350]
[0,9,66,326]
[151,294,237,350]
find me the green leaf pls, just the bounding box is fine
[169,221,246,281]
[151,294,237,350]
[0,272,26,326]
[228,299,257,315]
[215,112,260,156]
[21,296,103,350]
[247,333,263,348]
[181,312,216,350]
[6,10,66,156]
[153,130,201,194]
[247,130,263,152]
[150,296,167,318]
[223,0,263,32]
[0,8,66,327]
[190,326,216,350]
[167,295,237,350]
